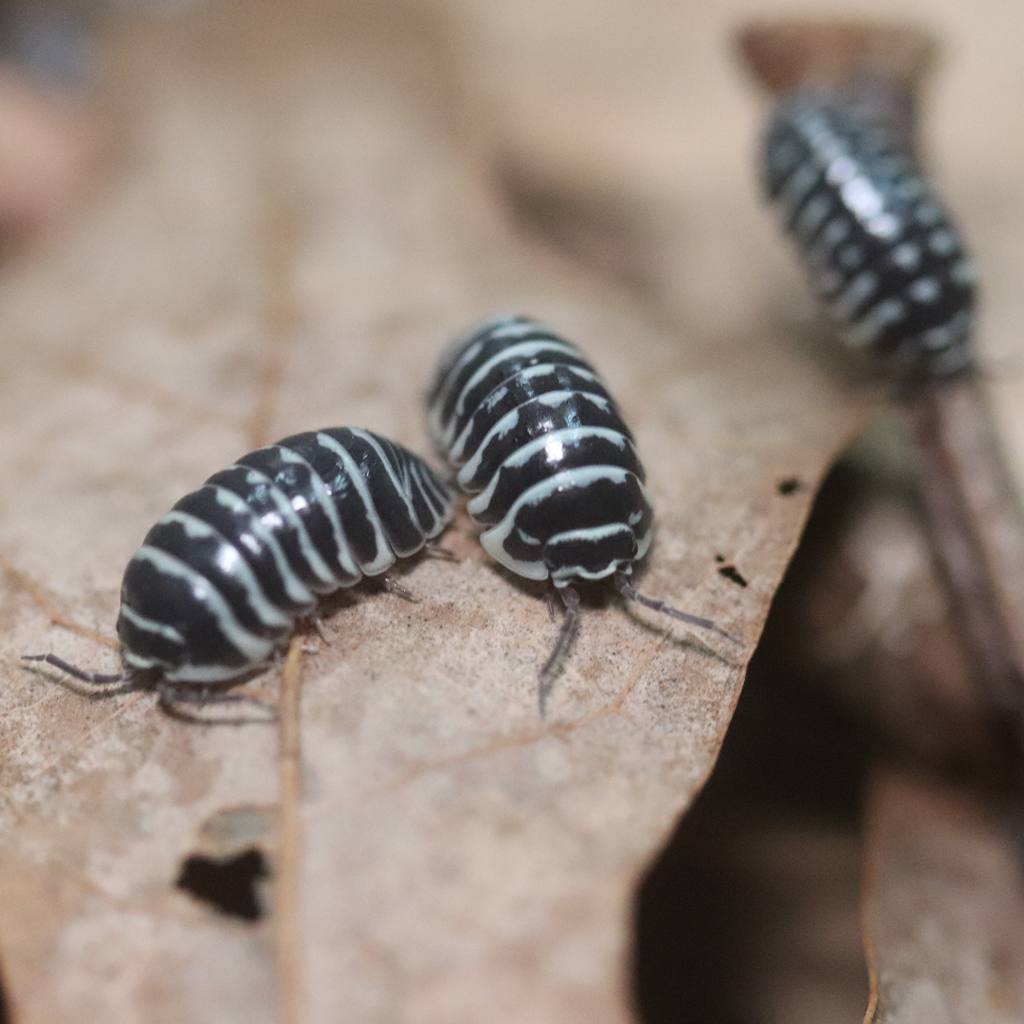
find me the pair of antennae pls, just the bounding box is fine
[22,653,277,722]
[537,572,741,714]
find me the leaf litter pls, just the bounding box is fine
[0,1,880,1022]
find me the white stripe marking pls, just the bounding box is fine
[457,391,614,492]
[313,432,395,575]
[831,271,878,320]
[164,660,274,684]
[891,241,921,271]
[428,315,541,439]
[445,340,585,447]
[409,460,452,537]
[129,546,275,663]
[119,603,186,646]
[209,483,316,606]
[546,523,638,583]
[846,298,907,347]
[908,277,940,304]
[239,467,337,590]
[448,362,605,463]
[775,163,818,218]
[348,428,424,555]
[274,446,361,582]
[794,193,832,241]
[841,175,883,220]
[160,511,292,630]
[467,426,633,519]
[480,466,639,580]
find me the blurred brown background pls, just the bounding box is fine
[0,1,1023,1023]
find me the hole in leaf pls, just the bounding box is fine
[176,846,270,922]
[777,477,802,495]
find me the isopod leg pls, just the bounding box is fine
[155,679,278,723]
[381,575,420,603]
[424,541,459,562]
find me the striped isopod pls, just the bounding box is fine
[26,427,453,699]
[763,91,975,379]
[427,314,735,692]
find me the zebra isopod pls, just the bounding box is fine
[25,427,453,698]
[428,314,737,695]
[762,91,976,380]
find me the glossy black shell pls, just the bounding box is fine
[117,427,452,683]
[427,315,653,586]
[763,92,975,378]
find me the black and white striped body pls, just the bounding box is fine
[116,427,452,683]
[763,92,975,378]
[428,315,653,587]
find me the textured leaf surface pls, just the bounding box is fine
[0,1,873,1021]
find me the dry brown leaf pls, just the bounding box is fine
[863,769,1024,1023]
[0,1,873,1021]
[453,4,1024,1023]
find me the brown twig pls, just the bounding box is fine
[277,635,304,1024]
[0,551,120,650]
[738,21,935,162]
[902,381,1024,744]
[859,771,882,1024]
[737,20,937,98]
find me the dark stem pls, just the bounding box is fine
[902,378,1024,748]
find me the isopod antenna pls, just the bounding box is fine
[22,653,132,685]
[614,573,741,645]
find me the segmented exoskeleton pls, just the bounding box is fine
[428,314,736,697]
[763,91,975,379]
[26,427,452,695]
